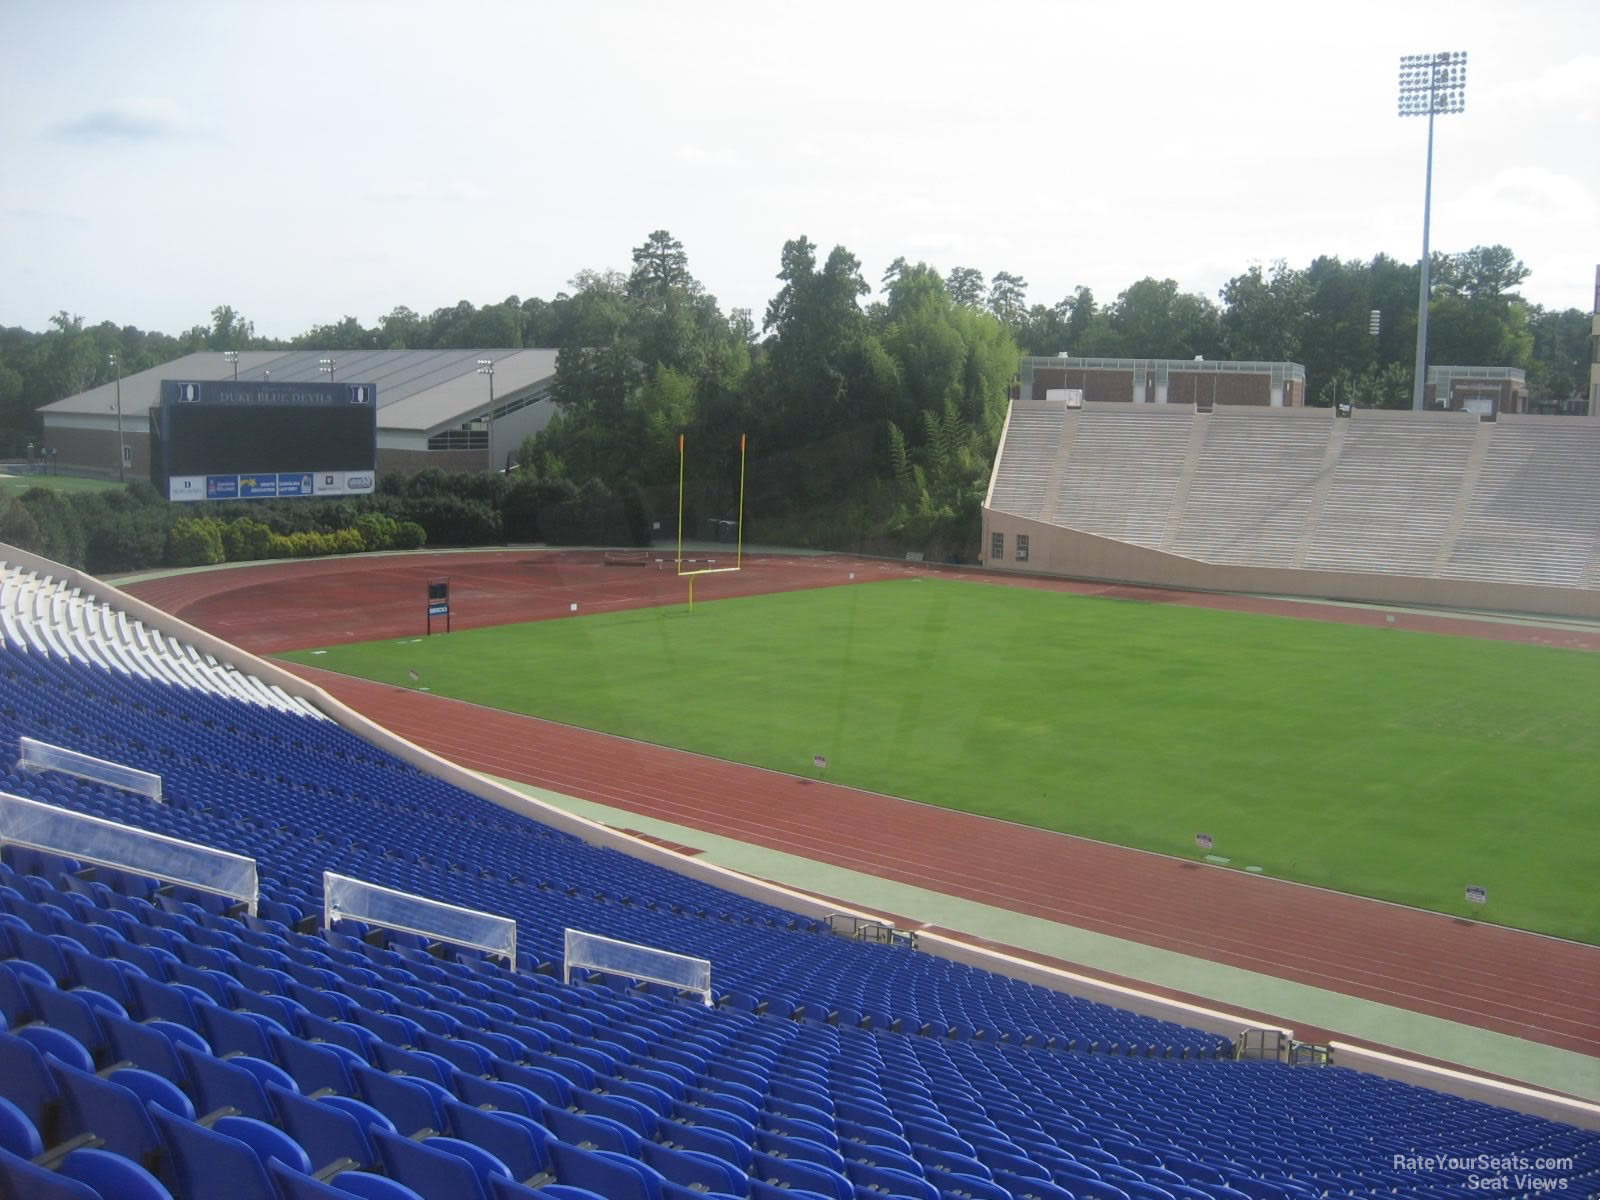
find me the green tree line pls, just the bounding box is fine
[2,234,1589,562]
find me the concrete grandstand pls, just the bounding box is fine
[982,399,1600,618]
[37,349,559,480]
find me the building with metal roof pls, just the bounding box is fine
[37,348,559,480]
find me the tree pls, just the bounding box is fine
[1106,278,1220,359]
[987,272,1028,329]
[628,230,694,301]
[880,256,909,295]
[378,306,426,349]
[208,305,255,350]
[1527,305,1591,407]
[946,267,985,308]
[1219,261,1309,362]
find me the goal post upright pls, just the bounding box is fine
[737,433,747,570]
[676,433,686,576]
[674,433,749,612]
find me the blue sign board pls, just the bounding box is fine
[239,475,278,499]
[275,473,314,497]
[161,380,374,407]
[427,603,450,617]
[206,475,239,500]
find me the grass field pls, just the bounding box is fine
[0,471,124,497]
[280,579,1600,943]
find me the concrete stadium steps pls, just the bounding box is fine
[1053,410,1193,546]
[987,408,1062,517]
[986,404,1600,594]
[1302,418,1478,576]
[1169,414,1328,567]
[1441,422,1600,589]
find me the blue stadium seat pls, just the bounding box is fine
[0,1148,101,1200]
[47,1056,167,1176]
[0,1096,41,1159]
[371,1125,509,1200]
[441,1098,554,1186]
[57,1147,174,1200]
[177,1043,285,1122]
[149,1106,279,1200]
[266,1158,425,1200]
[270,1082,382,1175]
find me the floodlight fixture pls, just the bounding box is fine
[1397,51,1468,410]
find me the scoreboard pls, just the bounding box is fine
[151,380,377,503]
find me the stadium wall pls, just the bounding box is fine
[981,510,1600,620]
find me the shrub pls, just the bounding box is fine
[222,518,274,563]
[393,521,427,550]
[355,512,399,551]
[398,495,499,546]
[167,517,226,567]
[331,528,366,554]
[0,499,42,553]
[16,488,87,568]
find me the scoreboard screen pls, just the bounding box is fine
[153,379,377,502]
[164,405,375,475]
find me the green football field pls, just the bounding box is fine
[280,579,1600,944]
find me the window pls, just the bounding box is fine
[1015,534,1029,563]
[122,445,133,465]
[991,532,1004,561]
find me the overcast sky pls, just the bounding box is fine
[2,0,1596,340]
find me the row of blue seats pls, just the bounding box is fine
[0,641,1229,1053]
[4,855,1596,1200]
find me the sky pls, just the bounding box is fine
[2,0,1597,340]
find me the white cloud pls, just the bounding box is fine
[368,178,490,204]
[52,97,195,142]
[1484,55,1600,122]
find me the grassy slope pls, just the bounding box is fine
[281,579,1600,942]
[0,472,125,497]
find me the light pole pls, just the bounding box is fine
[319,357,336,384]
[476,359,496,472]
[107,353,125,482]
[224,350,239,381]
[1398,51,1467,411]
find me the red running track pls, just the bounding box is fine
[122,551,1600,1063]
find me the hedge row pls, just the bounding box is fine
[0,468,651,574]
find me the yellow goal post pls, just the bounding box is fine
[675,434,748,609]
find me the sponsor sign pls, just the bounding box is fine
[239,474,278,499]
[206,475,239,500]
[168,475,206,501]
[345,473,374,494]
[427,603,450,617]
[275,473,314,497]
[159,380,375,407]
[1195,833,1214,850]
[1465,885,1487,905]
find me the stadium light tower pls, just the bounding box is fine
[223,350,239,381]
[476,359,496,472]
[1398,50,1468,411]
[319,357,336,384]
[107,353,125,482]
